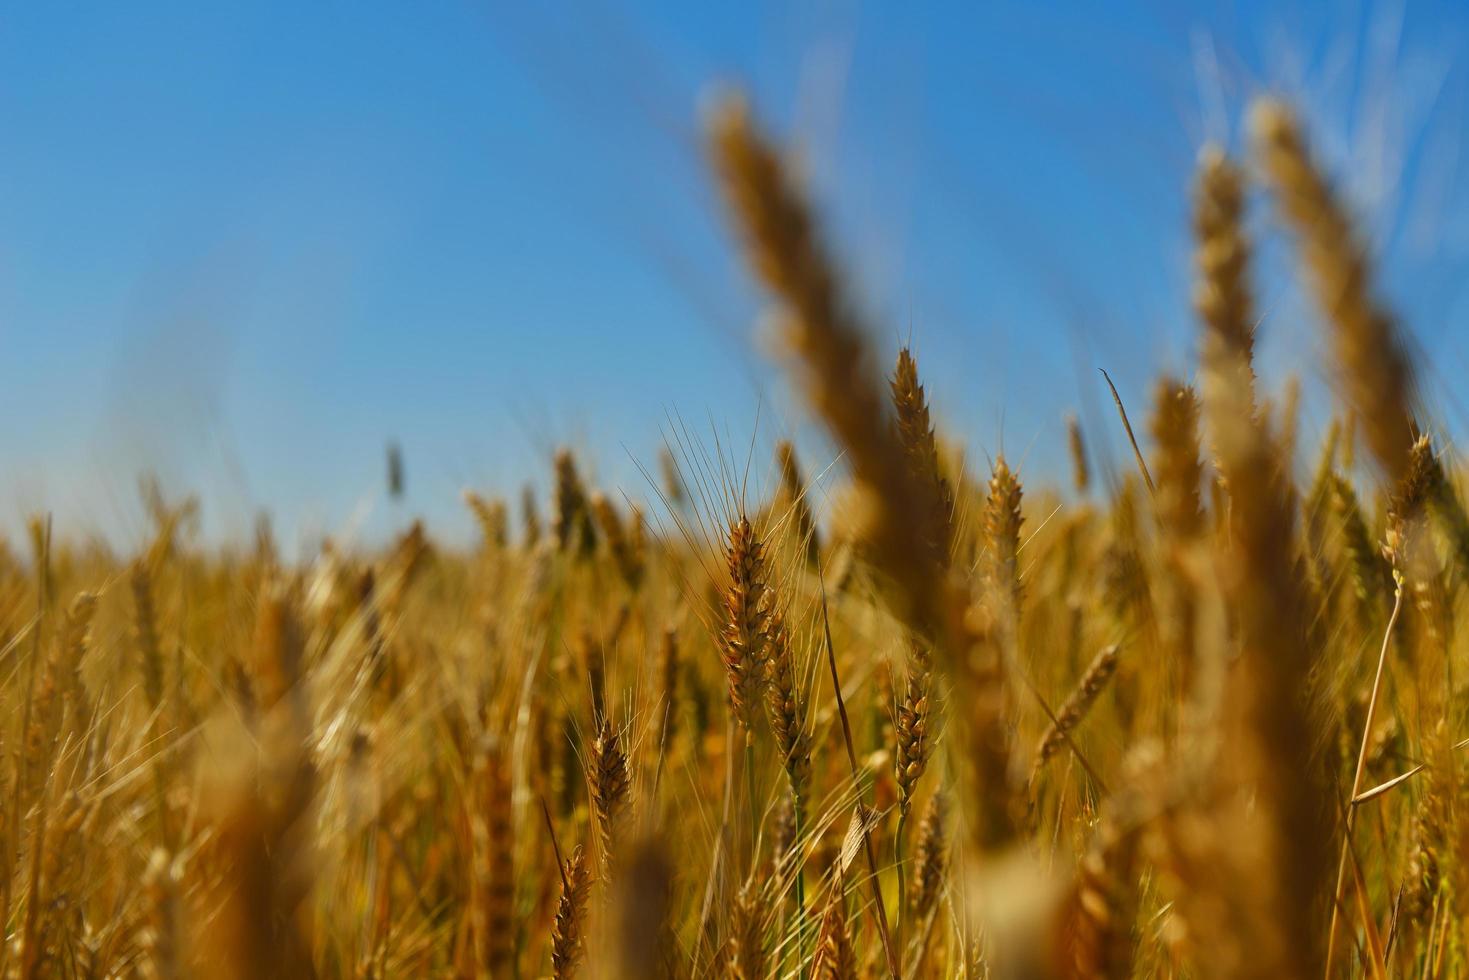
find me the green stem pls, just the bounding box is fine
[894,812,909,967]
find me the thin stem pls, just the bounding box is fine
[793,799,807,969]
[695,713,737,973]
[1324,579,1403,979]
[894,812,909,962]
[541,796,570,892]
[745,738,759,875]
[817,558,900,979]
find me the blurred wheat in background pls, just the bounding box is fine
[5,9,1469,980]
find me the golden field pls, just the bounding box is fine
[0,93,1463,979]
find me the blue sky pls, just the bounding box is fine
[2,2,1467,551]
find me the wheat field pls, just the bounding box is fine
[1,92,1464,979]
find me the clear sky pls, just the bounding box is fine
[2,2,1467,552]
